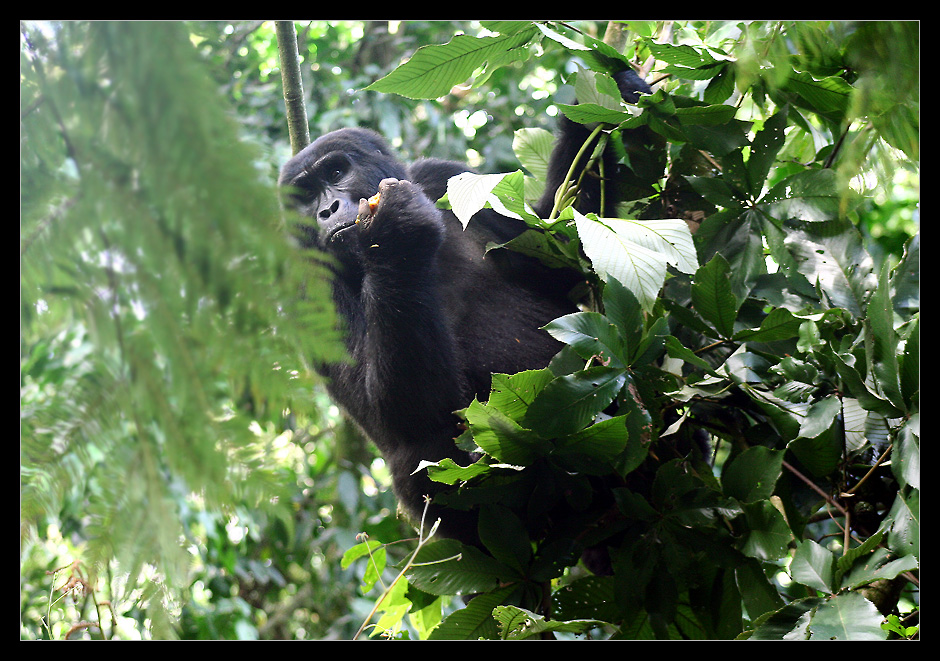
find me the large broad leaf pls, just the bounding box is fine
[789,540,836,594]
[783,217,875,318]
[733,307,804,343]
[747,107,788,195]
[408,540,506,597]
[807,592,887,640]
[739,500,793,561]
[512,127,553,184]
[494,605,606,640]
[533,22,633,74]
[446,170,539,228]
[486,369,554,422]
[465,399,544,466]
[523,366,627,438]
[366,29,537,99]
[891,233,919,313]
[644,40,728,79]
[691,254,739,339]
[543,311,626,368]
[478,504,531,574]
[675,103,738,126]
[428,586,517,640]
[892,415,920,490]
[722,445,784,503]
[866,262,905,412]
[602,277,644,362]
[553,414,633,475]
[779,70,853,124]
[557,102,634,126]
[762,169,857,224]
[574,210,697,312]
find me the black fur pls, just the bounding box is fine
[279,68,650,543]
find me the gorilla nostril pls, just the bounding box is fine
[320,199,341,220]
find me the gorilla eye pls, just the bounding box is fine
[318,154,351,186]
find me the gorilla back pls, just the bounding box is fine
[279,70,649,543]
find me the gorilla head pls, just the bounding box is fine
[279,128,408,257]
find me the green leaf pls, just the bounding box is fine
[341,539,384,569]
[557,102,634,126]
[866,262,905,412]
[807,592,887,640]
[552,576,619,623]
[703,64,735,103]
[533,22,633,74]
[341,539,386,593]
[644,40,726,79]
[465,399,544,466]
[573,65,628,111]
[543,311,626,367]
[882,614,919,639]
[839,548,919,591]
[366,29,538,99]
[575,210,697,312]
[733,307,804,343]
[735,558,787,622]
[892,415,920,490]
[788,398,843,477]
[602,277,644,360]
[798,395,841,439]
[407,539,503,596]
[446,170,539,227]
[820,344,903,418]
[486,369,554,422]
[423,456,492,485]
[722,446,784,503]
[885,488,919,560]
[763,169,855,224]
[486,228,578,270]
[783,217,874,318]
[747,107,788,193]
[780,70,852,123]
[790,540,836,593]
[744,596,822,640]
[691,254,739,338]
[512,127,554,184]
[494,605,606,640]
[478,504,531,573]
[524,366,627,438]
[891,233,919,312]
[739,500,792,561]
[685,175,742,209]
[553,414,634,474]
[899,315,919,408]
[683,119,752,156]
[676,103,738,126]
[427,586,516,640]
[664,335,722,377]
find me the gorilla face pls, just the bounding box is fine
[279,128,407,255]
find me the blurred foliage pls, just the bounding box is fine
[21,20,916,640]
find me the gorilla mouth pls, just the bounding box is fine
[325,221,357,243]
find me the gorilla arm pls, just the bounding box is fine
[323,178,477,537]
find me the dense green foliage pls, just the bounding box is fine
[21,20,917,640]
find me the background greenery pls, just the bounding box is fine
[21,20,917,640]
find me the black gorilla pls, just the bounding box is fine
[279,69,651,543]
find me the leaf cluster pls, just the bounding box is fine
[341,20,918,640]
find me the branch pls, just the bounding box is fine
[275,21,310,154]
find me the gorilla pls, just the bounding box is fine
[279,69,651,544]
